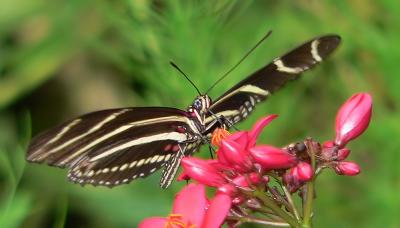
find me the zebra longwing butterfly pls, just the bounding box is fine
[27,35,341,188]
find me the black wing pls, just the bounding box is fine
[207,35,341,126]
[27,107,200,187]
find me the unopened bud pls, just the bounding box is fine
[335,161,360,176]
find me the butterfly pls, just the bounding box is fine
[27,34,340,188]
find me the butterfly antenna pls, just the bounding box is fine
[170,61,202,96]
[205,30,272,94]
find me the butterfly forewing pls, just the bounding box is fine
[27,107,200,187]
[207,35,341,126]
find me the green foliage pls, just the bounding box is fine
[0,0,399,227]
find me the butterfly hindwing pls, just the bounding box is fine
[68,139,196,187]
[159,141,201,188]
[27,107,201,187]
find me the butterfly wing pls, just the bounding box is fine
[207,35,341,125]
[27,107,201,187]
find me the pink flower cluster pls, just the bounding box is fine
[180,114,302,198]
[139,93,372,227]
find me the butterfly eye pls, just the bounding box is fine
[193,99,202,110]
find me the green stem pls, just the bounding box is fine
[283,185,300,221]
[302,139,317,227]
[302,179,314,227]
[255,205,276,215]
[254,190,301,227]
[228,215,291,227]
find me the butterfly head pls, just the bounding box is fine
[188,95,212,123]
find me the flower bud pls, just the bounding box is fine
[230,173,265,189]
[245,198,262,209]
[282,172,301,193]
[231,176,250,188]
[292,162,313,181]
[335,93,372,147]
[250,145,297,170]
[232,196,245,205]
[248,172,264,184]
[335,161,360,176]
[323,141,335,148]
[217,184,237,196]
[181,157,226,187]
[337,148,350,161]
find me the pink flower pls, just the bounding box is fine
[335,161,361,176]
[335,93,372,147]
[139,184,231,228]
[250,145,297,170]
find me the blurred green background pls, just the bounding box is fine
[1,0,399,227]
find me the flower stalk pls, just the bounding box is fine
[302,139,317,227]
[253,189,301,227]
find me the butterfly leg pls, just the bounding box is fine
[208,145,214,159]
[207,110,240,131]
[219,115,240,131]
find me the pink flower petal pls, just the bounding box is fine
[181,157,226,187]
[250,145,297,170]
[172,183,207,225]
[248,115,278,146]
[207,159,232,171]
[220,139,251,171]
[201,194,232,228]
[216,148,230,166]
[226,132,249,150]
[138,217,167,228]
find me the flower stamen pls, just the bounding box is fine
[165,214,195,228]
[211,128,231,146]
